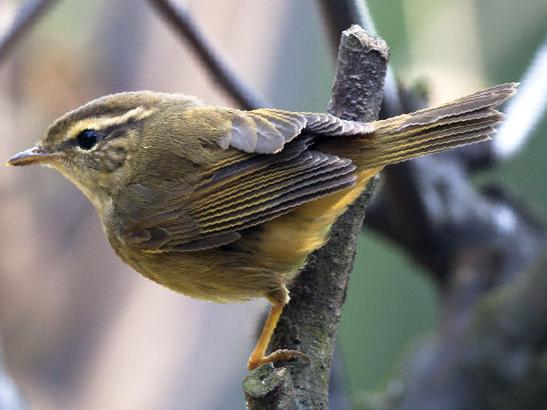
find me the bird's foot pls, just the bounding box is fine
[247,349,310,370]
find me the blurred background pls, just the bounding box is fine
[0,0,545,409]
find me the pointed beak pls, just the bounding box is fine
[6,146,57,166]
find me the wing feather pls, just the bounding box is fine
[112,106,369,252]
[114,138,357,252]
[216,107,374,154]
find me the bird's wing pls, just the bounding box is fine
[214,108,374,154]
[113,137,356,252]
[112,107,371,252]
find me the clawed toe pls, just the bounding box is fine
[247,349,310,370]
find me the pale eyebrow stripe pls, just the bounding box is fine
[64,106,157,141]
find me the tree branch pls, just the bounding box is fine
[147,0,267,110]
[243,25,388,409]
[0,0,58,64]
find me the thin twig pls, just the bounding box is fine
[0,0,58,64]
[147,0,268,110]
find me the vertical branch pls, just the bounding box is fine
[244,25,388,409]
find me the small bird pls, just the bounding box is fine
[7,83,516,370]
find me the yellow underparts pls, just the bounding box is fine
[256,167,382,275]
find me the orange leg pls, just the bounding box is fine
[247,289,309,370]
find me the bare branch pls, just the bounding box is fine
[0,0,58,64]
[147,0,267,110]
[244,25,388,409]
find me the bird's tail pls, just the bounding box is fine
[354,83,517,168]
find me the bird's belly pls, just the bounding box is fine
[107,168,379,303]
[108,233,286,303]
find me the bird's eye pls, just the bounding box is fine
[76,129,100,150]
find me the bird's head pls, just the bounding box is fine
[7,91,199,211]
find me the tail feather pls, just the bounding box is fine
[360,82,517,167]
[367,113,500,150]
[361,129,495,167]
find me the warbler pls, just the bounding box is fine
[7,83,516,369]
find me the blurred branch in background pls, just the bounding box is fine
[322,0,547,408]
[244,25,386,409]
[0,0,58,64]
[392,230,547,410]
[0,345,26,410]
[147,0,268,110]
[455,34,547,170]
[0,2,59,408]
[328,348,351,410]
[366,84,545,284]
[319,0,373,48]
[364,80,547,407]
[490,34,547,162]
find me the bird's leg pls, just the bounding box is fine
[247,287,309,370]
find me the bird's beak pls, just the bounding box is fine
[6,146,57,166]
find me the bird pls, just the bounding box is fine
[7,82,516,370]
